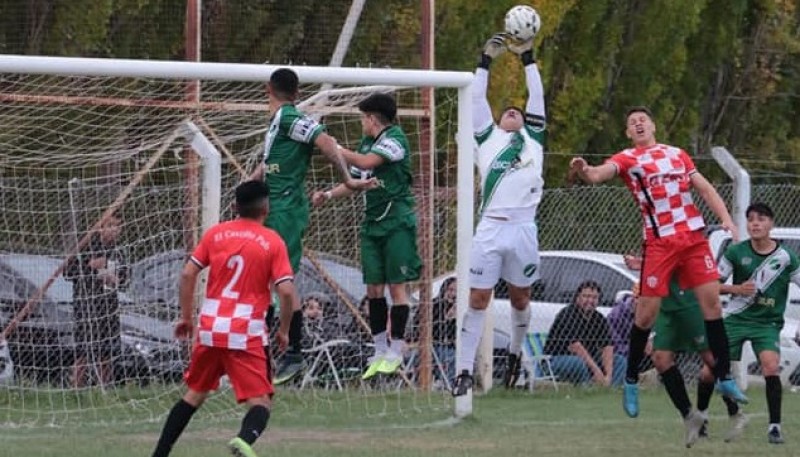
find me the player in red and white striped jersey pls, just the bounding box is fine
[152,180,295,457]
[568,106,747,418]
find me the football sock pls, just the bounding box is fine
[288,310,303,354]
[722,394,740,417]
[237,405,270,445]
[661,365,691,418]
[705,319,731,379]
[389,304,410,341]
[766,375,782,425]
[369,298,389,356]
[509,306,531,356]
[152,399,197,457]
[625,324,650,383]
[696,380,715,412]
[456,308,486,374]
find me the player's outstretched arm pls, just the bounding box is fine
[509,37,545,127]
[568,157,617,184]
[314,133,366,190]
[690,172,739,242]
[473,33,506,134]
[310,183,355,208]
[175,261,202,340]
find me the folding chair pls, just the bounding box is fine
[299,338,352,391]
[521,332,558,392]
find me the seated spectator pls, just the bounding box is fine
[544,280,626,386]
[301,293,334,348]
[607,290,636,357]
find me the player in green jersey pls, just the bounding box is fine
[250,68,375,385]
[624,255,741,447]
[312,93,421,379]
[697,202,800,444]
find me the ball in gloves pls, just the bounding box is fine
[504,5,541,42]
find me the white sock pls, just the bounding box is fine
[509,306,531,356]
[456,308,486,375]
[389,338,406,357]
[373,331,388,357]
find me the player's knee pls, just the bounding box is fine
[245,394,272,409]
[183,389,208,408]
[759,352,781,376]
[507,286,531,310]
[469,289,493,310]
[651,351,673,373]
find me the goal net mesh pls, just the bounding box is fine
[0,72,459,426]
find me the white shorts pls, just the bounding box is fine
[469,219,540,289]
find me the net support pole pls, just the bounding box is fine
[711,146,750,237]
[183,121,222,232]
[454,84,474,418]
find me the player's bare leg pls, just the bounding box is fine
[693,280,747,403]
[504,284,531,389]
[452,288,492,396]
[72,356,87,389]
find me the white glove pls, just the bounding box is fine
[482,33,508,60]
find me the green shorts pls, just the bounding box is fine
[725,319,781,360]
[652,304,708,352]
[266,206,308,273]
[361,214,421,285]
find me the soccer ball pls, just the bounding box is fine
[504,5,541,42]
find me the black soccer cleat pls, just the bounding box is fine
[451,370,474,397]
[503,353,521,389]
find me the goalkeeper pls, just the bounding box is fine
[311,93,420,379]
[452,30,546,396]
[250,68,374,385]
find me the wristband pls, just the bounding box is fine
[520,50,535,66]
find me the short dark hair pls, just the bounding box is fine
[358,93,397,124]
[573,280,602,304]
[235,180,269,219]
[625,106,654,121]
[270,68,299,100]
[746,202,775,220]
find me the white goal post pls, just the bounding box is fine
[0,55,477,418]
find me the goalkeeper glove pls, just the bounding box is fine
[508,38,535,65]
[478,33,508,69]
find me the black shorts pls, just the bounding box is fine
[73,296,121,360]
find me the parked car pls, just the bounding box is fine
[0,253,182,386]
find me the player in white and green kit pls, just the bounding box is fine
[251,68,374,384]
[697,202,800,444]
[312,93,421,378]
[453,31,546,396]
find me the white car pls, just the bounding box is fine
[428,247,800,386]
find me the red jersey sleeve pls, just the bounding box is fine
[269,234,294,285]
[679,149,697,176]
[190,227,213,268]
[605,150,630,175]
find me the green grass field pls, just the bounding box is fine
[3,386,800,456]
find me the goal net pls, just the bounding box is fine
[0,56,473,426]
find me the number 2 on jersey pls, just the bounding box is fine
[221,254,244,299]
